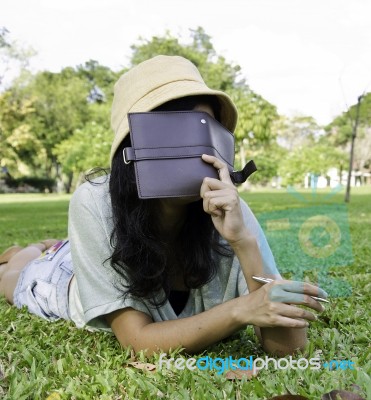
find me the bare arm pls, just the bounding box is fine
[106,297,244,355]
[230,235,322,355]
[106,155,326,356]
[106,233,324,355]
[106,274,322,355]
[200,154,326,355]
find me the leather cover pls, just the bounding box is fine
[125,111,245,199]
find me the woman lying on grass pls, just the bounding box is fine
[0,55,328,356]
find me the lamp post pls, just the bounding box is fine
[345,94,363,202]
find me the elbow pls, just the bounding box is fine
[115,335,181,357]
[115,336,163,357]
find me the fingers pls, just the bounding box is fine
[268,281,327,313]
[248,286,322,328]
[269,316,309,329]
[200,154,247,242]
[200,176,227,197]
[200,163,239,218]
[200,154,236,198]
[202,189,239,217]
[280,303,317,322]
[266,302,317,327]
[279,280,328,299]
[201,154,232,184]
[247,288,318,328]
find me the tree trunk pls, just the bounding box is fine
[64,171,74,194]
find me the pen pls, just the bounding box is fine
[251,276,330,303]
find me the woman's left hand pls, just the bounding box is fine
[200,154,249,246]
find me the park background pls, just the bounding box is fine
[1,0,370,399]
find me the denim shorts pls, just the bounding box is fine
[13,240,73,321]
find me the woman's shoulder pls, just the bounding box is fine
[70,175,111,213]
[72,175,110,200]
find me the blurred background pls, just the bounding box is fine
[1,0,370,194]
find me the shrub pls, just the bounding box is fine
[5,176,56,192]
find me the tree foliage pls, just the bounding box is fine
[0,60,116,191]
[325,92,371,144]
[247,143,288,186]
[28,69,91,160]
[274,114,322,151]
[53,103,112,176]
[278,142,345,186]
[0,82,43,174]
[325,92,371,172]
[131,27,243,92]
[2,26,364,191]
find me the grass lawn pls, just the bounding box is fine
[0,187,370,399]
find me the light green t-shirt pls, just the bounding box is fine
[68,176,278,330]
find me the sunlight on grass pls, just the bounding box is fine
[0,193,71,204]
[0,187,370,399]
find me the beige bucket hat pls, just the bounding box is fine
[110,55,238,163]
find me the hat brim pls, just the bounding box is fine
[110,80,238,162]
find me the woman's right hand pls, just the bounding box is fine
[239,280,328,328]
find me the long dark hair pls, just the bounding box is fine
[108,95,231,306]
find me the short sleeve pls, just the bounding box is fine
[68,179,152,329]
